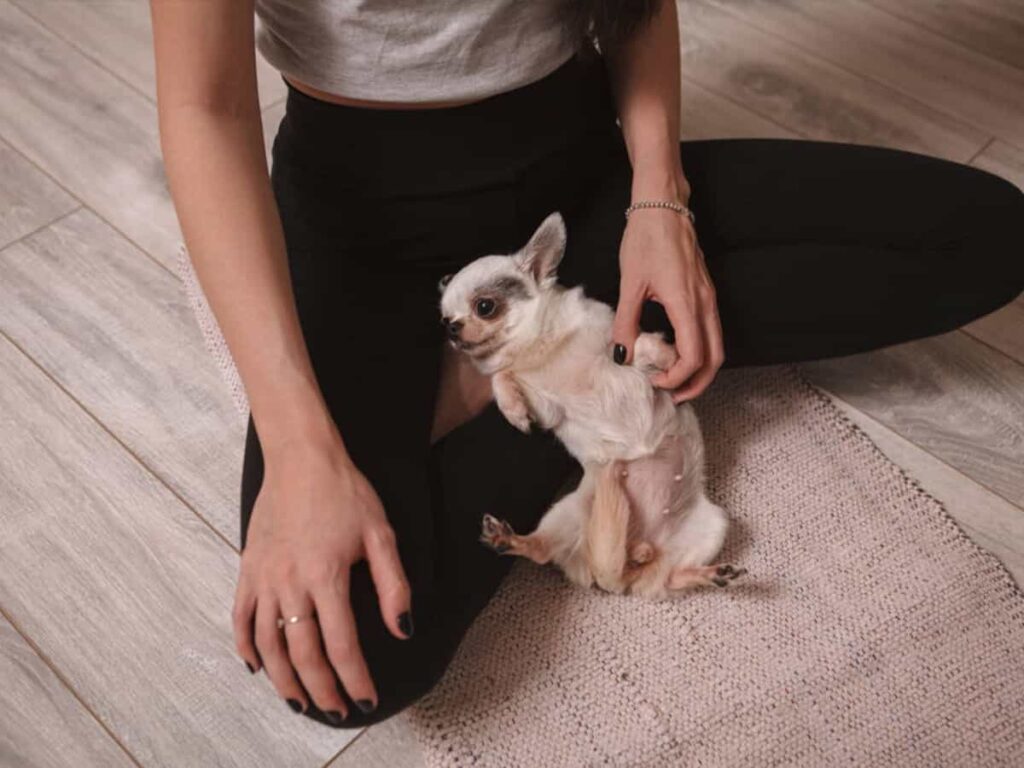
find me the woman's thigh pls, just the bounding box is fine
[522,136,1024,367]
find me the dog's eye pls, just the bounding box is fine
[474,297,496,318]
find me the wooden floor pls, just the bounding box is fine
[0,1,1021,765]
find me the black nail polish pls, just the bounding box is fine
[326,709,346,725]
[355,698,376,714]
[613,343,626,365]
[398,610,414,638]
[245,661,256,674]
[286,698,303,714]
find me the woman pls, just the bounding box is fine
[150,0,1023,728]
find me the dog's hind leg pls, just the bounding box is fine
[667,563,747,590]
[479,470,595,571]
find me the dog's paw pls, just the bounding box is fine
[507,410,532,434]
[709,563,747,588]
[628,541,655,566]
[479,513,516,554]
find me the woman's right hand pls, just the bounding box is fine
[232,434,413,720]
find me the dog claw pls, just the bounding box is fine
[480,514,516,554]
[711,563,746,587]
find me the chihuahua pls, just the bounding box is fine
[438,212,745,598]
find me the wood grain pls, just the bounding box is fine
[328,715,425,768]
[11,0,287,109]
[0,136,76,249]
[704,0,1024,146]
[262,99,286,171]
[962,296,1024,367]
[0,1,180,267]
[0,208,244,545]
[0,617,137,768]
[798,331,1024,509]
[674,0,989,162]
[864,0,1024,72]
[972,140,1024,191]
[813,385,1024,583]
[0,331,357,767]
[679,77,799,141]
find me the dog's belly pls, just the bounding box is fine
[619,412,705,543]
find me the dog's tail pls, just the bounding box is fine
[585,459,633,593]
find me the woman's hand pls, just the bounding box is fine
[232,435,413,720]
[611,209,724,403]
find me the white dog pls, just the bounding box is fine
[438,212,745,598]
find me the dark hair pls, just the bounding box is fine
[558,0,662,51]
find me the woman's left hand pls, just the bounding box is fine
[611,209,724,403]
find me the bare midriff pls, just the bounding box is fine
[283,73,484,110]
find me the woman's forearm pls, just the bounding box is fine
[151,0,347,462]
[602,0,691,205]
[159,110,343,457]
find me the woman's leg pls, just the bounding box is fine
[531,137,1024,367]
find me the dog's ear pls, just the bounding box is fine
[514,212,566,289]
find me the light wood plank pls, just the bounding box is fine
[0,617,137,768]
[11,0,287,109]
[962,296,1024,367]
[328,715,425,768]
[972,139,1024,191]
[0,1,180,267]
[864,0,1024,72]
[0,137,76,249]
[679,77,798,141]
[798,330,1024,509]
[674,0,989,163]
[810,384,1024,583]
[0,332,356,767]
[0,208,243,545]
[704,0,1024,146]
[262,98,286,171]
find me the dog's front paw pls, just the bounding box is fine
[506,410,532,434]
[480,513,516,554]
[710,563,748,588]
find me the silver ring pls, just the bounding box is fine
[276,613,314,629]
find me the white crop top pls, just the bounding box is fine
[253,0,581,103]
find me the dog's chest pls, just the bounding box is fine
[517,357,669,463]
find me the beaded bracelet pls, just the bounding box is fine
[624,199,695,223]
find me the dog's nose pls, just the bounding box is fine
[444,318,463,339]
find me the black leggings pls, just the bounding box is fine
[240,51,1024,727]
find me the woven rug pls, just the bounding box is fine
[176,244,1024,766]
[401,364,1024,767]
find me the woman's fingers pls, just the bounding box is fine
[254,593,310,713]
[279,589,350,722]
[669,308,724,403]
[313,571,379,714]
[650,291,704,392]
[611,276,646,365]
[363,523,414,640]
[232,576,261,673]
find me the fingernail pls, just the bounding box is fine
[326,709,347,725]
[245,661,256,674]
[398,610,414,638]
[286,698,304,714]
[355,698,376,714]
[613,343,626,365]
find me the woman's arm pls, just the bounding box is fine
[150,0,412,719]
[151,0,333,453]
[602,0,725,401]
